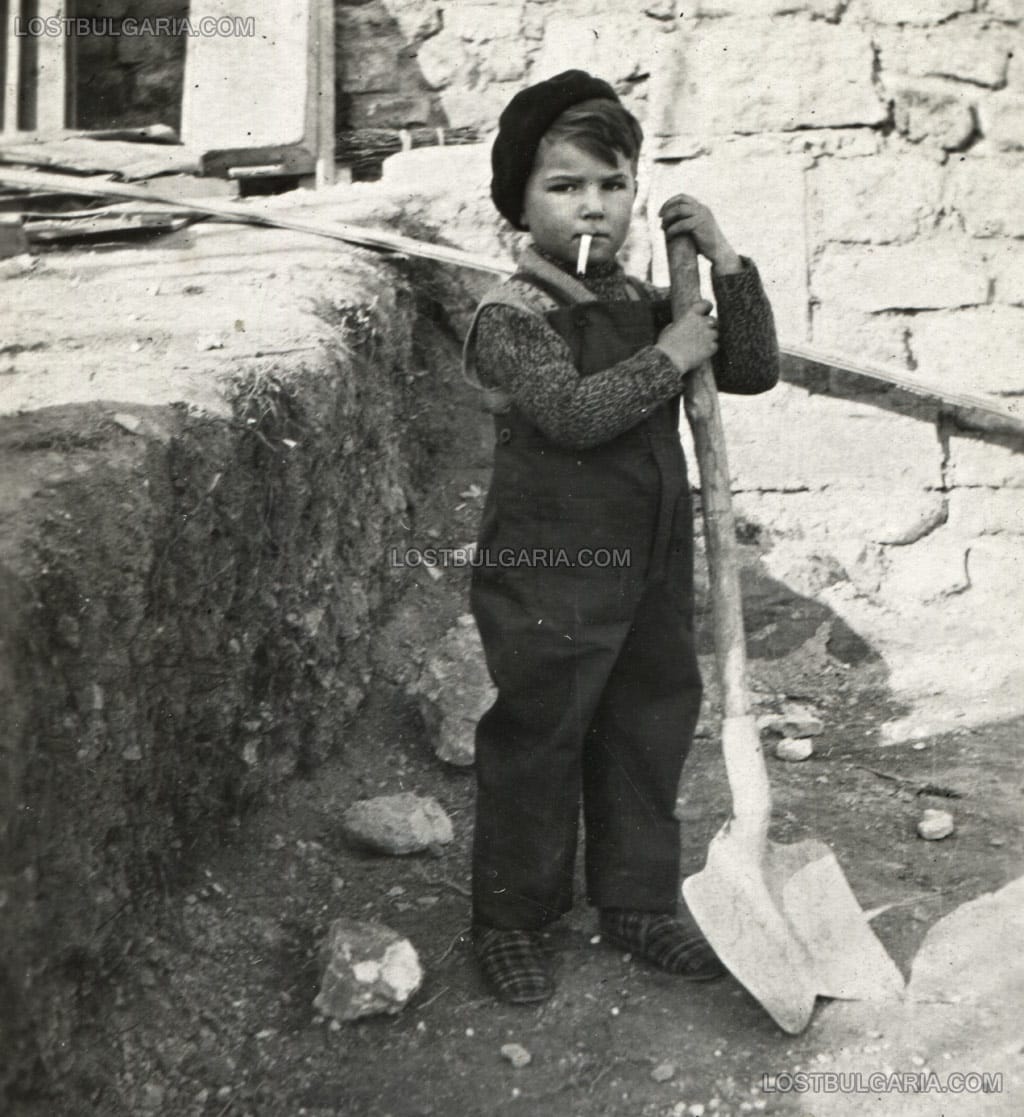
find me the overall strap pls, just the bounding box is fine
[461,251,651,410]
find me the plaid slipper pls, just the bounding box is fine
[599,908,726,981]
[472,925,555,1004]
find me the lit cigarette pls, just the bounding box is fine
[576,234,593,277]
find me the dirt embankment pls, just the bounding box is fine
[0,227,479,1102]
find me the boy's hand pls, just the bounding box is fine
[659,194,742,275]
[656,299,719,372]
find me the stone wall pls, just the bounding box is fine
[342,1,1024,737]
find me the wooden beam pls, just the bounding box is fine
[3,0,68,133]
[315,0,335,187]
[0,165,1020,439]
[34,0,67,132]
[3,0,24,134]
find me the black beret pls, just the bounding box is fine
[490,70,620,230]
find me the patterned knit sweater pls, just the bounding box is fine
[473,246,780,450]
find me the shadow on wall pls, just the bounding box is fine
[731,559,875,669]
[73,0,190,130]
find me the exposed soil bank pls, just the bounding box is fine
[0,224,479,1099]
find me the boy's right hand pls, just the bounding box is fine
[655,299,718,372]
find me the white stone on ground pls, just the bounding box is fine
[917,808,955,841]
[314,918,422,1021]
[340,792,453,855]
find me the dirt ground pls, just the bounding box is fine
[9,436,1023,1117]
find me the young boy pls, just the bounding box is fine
[464,70,779,1004]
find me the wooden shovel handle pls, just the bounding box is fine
[664,232,750,720]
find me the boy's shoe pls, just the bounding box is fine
[472,925,555,1004]
[599,908,726,981]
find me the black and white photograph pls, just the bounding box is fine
[1,2,1022,1114]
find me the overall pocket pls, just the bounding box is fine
[489,495,653,626]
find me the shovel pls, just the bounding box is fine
[663,222,905,1034]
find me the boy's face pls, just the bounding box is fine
[520,138,637,269]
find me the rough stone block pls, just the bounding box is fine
[720,383,942,492]
[478,38,529,84]
[985,0,1024,16]
[410,622,495,766]
[876,21,1012,88]
[529,14,658,90]
[375,144,511,259]
[416,29,470,89]
[946,488,1024,537]
[1011,46,1024,91]
[650,18,885,136]
[811,305,913,369]
[437,82,522,129]
[812,241,989,312]
[947,155,1024,237]
[853,0,975,21]
[380,137,491,193]
[880,531,970,606]
[648,155,809,342]
[378,0,443,43]
[314,919,422,1020]
[444,3,525,40]
[968,535,1024,596]
[692,0,844,15]
[947,431,1024,488]
[910,306,1024,395]
[888,77,977,149]
[734,486,947,556]
[979,93,1024,151]
[808,155,944,245]
[986,241,1024,305]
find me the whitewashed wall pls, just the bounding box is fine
[348,0,1024,737]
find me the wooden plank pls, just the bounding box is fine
[0,166,514,277]
[3,0,24,134]
[34,0,66,132]
[315,0,335,187]
[0,164,1020,439]
[182,0,314,152]
[0,135,201,179]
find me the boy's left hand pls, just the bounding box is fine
[659,194,742,275]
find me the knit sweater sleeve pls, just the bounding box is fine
[475,304,686,450]
[643,257,779,395]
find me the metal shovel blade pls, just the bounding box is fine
[685,834,905,1034]
[683,829,819,1035]
[683,719,905,1034]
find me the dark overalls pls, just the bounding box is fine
[470,271,703,930]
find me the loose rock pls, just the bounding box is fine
[501,1043,532,1069]
[775,737,815,762]
[917,808,955,841]
[341,792,453,855]
[410,623,495,765]
[651,1061,676,1082]
[314,918,422,1021]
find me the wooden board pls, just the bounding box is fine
[181,0,318,153]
